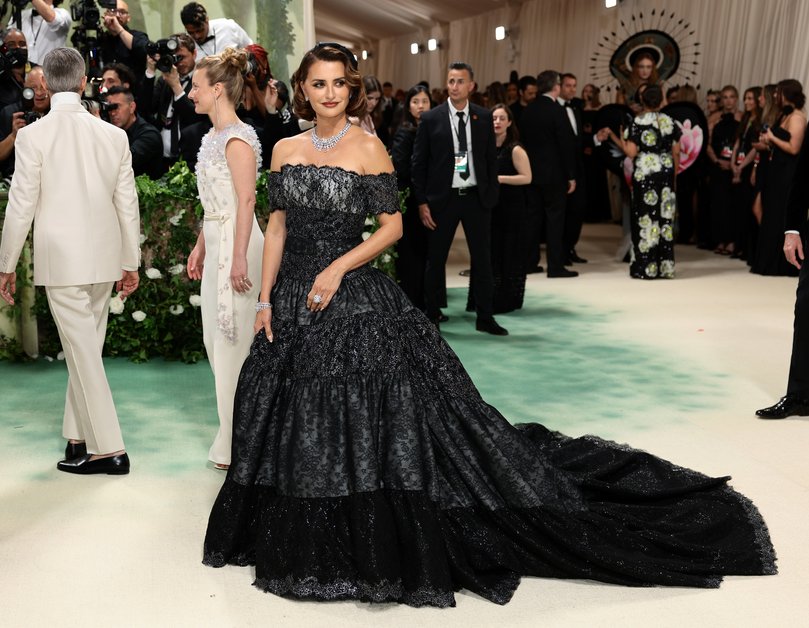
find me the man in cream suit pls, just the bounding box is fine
[0,47,140,475]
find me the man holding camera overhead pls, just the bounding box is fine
[0,65,50,177]
[5,0,71,65]
[138,33,206,175]
[179,2,251,61]
[99,0,148,83]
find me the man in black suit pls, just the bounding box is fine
[411,61,507,336]
[757,126,809,419]
[137,33,206,175]
[559,72,588,265]
[519,70,578,278]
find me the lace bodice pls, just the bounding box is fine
[196,122,262,217]
[268,165,399,281]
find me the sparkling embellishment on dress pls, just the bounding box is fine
[311,120,352,152]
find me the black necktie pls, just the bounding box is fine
[457,111,469,180]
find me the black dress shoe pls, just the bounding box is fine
[755,395,809,419]
[476,318,509,336]
[57,453,130,475]
[64,441,87,460]
[527,265,544,274]
[569,251,588,263]
[547,268,579,278]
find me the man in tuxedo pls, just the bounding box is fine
[509,75,537,125]
[519,70,578,278]
[105,86,163,178]
[411,61,507,336]
[559,73,588,265]
[137,33,206,174]
[756,126,809,419]
[180,2,252,61]
[0,47,140,474]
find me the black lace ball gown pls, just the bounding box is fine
[203,164,776,608]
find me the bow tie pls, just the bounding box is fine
[563,101,572,108]
[201,35,215,44]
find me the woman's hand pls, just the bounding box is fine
[230,254,252,294]
[264,79,279,112]
[254,307,273,341]
[187,243,205,280]
[307,264,345,312]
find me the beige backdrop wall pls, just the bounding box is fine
[375,0,809,99]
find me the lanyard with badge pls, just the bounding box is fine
[452,112,469,177]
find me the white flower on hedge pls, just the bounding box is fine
[362,231,371,241]
[145,267,163,279]
[381,254,392,264]
[364,217,374,226]
[57,351,65,361]
[169,304,185,315]
[132,310,147,322]
[139,233,147,245]
[189,294,202,307]
[169,263,184,275]
[109,294,125,315]
[169,209,185,226]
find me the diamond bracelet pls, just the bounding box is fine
[255,302,272,312]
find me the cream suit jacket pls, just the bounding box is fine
[0,92,140,286]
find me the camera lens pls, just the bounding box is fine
[22,87,35,101]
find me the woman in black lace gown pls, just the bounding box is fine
[203,44,776,608]
[752,80,806,276]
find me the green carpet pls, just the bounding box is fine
[0,288,725,478]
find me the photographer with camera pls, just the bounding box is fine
[0,27,29,109]
[138,33,205,175]
[5,0,70,65]
[180,2,251,61]
[0,64,49,177]
[104,84,160,178]
[100,1,147,84]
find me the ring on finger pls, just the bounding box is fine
[312,294,323,304]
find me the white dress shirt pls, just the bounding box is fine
[194,18,253,60]
[9,7,71,65]
[448,100,477,188]
[557,97,578,136]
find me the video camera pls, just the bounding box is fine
[79,76,118,122]
[146,37,179,74]
[70,0,117,69]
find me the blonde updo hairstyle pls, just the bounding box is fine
[291,44,366,121]
[196,47,249,106]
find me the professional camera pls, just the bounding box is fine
[0,44,27,77]
[10,0,31,9]
[70,0,117,69]
[245,51,271,91]
[146,37,179,73]
[21,87,43,125]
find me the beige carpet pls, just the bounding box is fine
[1,223,806,628]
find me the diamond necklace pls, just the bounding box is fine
[311,120,352,152]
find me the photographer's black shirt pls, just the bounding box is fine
[100,29,149,85]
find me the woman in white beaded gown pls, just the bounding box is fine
[186,49,264,469]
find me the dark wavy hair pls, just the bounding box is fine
[735,86,762,144]
[491,103,519,146]
[291,45,366,122]
[778,78,806,110]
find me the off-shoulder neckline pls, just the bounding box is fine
[271,164,394,178]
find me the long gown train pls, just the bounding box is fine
[203,165,775,607]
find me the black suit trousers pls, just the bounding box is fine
[787,233,809,397]
[533,181,568,272]
[425,192,494,320]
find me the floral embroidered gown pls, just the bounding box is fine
[627,112,682,279]
[202,164,775,608]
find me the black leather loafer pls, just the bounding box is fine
[569,251,588,264]
[547,268,579,278]
[64,442,87,460]
[476,318,509,336]
[57,453,130,475]
[755,395,809,419]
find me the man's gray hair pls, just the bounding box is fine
[42,48,86,94]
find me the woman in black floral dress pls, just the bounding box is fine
[609,85,681,279]
[202,46,775,608]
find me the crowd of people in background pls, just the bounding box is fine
[0,0,804,308]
